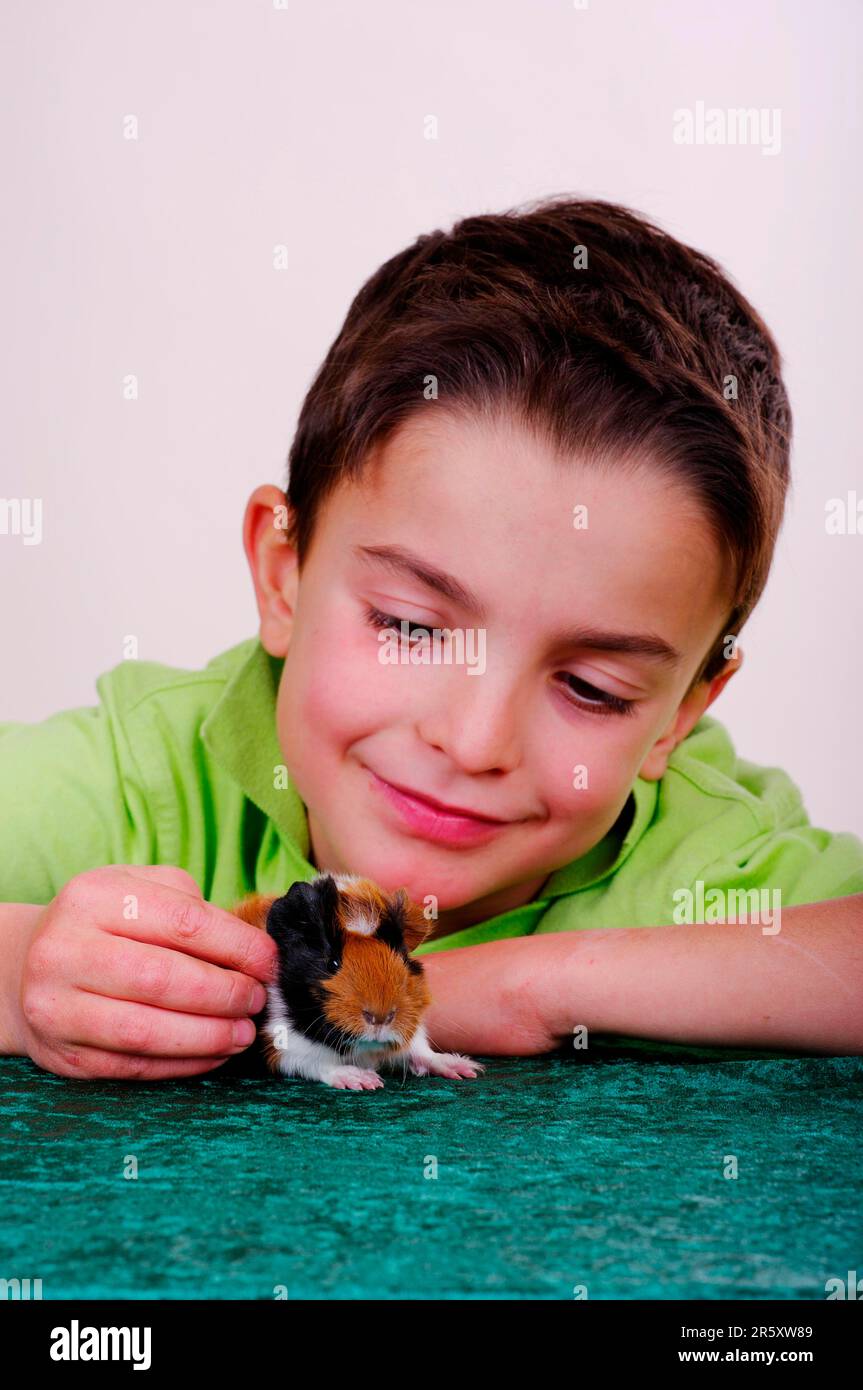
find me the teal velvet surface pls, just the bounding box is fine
[2,1041,861,1300]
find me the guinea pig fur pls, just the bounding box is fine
[230,873,485,1090]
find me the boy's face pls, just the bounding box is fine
[247,409,739,934]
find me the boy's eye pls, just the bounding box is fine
[365,603,636,718]
[558,673,636,718]
[364,605,430,642]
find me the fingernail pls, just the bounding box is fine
[250,984,267,1012]
[233,1018,256,1046]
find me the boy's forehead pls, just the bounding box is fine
[350,407,699,530]
[323,410,732,659]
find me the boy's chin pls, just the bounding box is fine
[342,841,505,911]
[362,847,564,927]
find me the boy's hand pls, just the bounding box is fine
[15,865,278,1080]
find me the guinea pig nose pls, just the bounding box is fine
[362,1008,397,1025]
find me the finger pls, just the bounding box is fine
[39,1043,234,1082]
[64,991,259,1058]
[64,867,279,984]
[67,933,268,1018]
[121,865,204,897]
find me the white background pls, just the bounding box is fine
[1,0,860,835]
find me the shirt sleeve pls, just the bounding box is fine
[0,695,157,905]
[672,730,863,914]
[693,819,863,913]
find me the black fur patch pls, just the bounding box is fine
[265,876,355,1054]
[374,889,410,960]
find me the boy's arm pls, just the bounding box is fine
[420,936,558,1056]
[420,893,863,1056]
[0,903,44,1054]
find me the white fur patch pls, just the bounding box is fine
[331,873,381,937]
[344,913,378,937]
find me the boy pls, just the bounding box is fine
[2,197,862,1081]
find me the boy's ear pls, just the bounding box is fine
[700,646,744,711]
[639,648,743,782]
[242,484,301,658]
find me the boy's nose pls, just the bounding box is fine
[362,1008,396,1025]
[418,679,522,775]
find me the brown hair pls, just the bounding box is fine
[284,195,792,687]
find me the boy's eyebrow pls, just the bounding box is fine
[355,543,486,617]
[354,542,683,667]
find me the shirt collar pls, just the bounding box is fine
[200,635,658,902]
[537,774,658,899]
[200,637,314,875]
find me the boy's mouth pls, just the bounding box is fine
[365,768,515,848]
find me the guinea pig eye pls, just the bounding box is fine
[329,958,341,972]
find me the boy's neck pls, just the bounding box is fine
[423,872,551,940]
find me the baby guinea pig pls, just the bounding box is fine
[230,872,485,1090]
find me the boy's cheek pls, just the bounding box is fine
[281,647,394,761]
[540,748,636,833]
[537,739,607,806]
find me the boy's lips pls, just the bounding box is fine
[365,768,516,847]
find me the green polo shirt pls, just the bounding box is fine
[2,636,862,953]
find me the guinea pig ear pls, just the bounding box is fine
[266,875,341,955]
[378,887,433,953]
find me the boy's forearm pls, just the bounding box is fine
[420,938,559,1055]
[516,893,863,1055]
[0,903,44,1055]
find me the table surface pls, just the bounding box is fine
[2,1039,861,1300]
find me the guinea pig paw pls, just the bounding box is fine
[413,1052,485,1080]
[325,1065,385,1091]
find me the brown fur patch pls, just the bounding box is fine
[338,880,433,951]
[260,1032,283,1071]
[321,933,431,1044]
[397,895,434,952]
[230,893,277,929]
